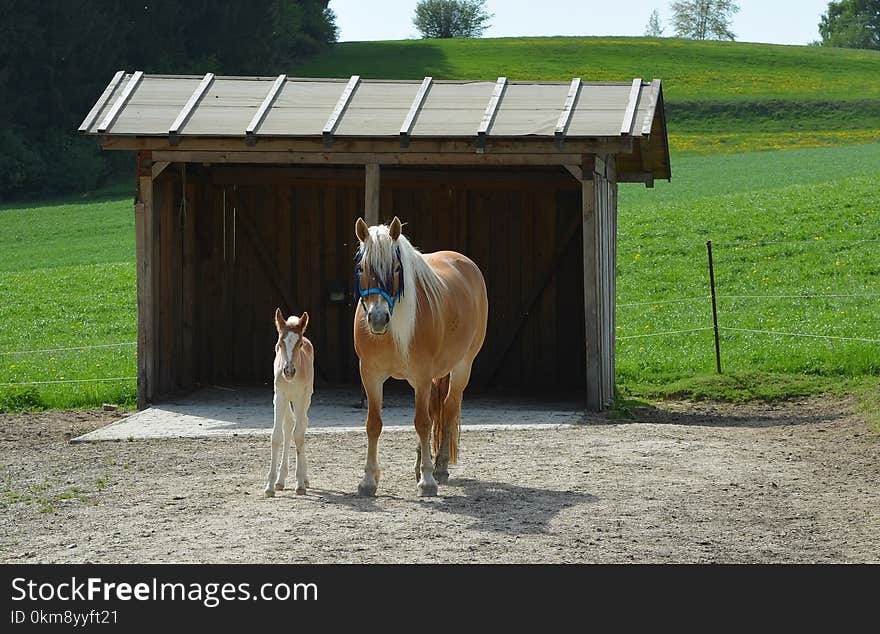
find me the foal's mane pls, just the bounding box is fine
[358,223,445,359]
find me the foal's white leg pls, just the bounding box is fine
[292,391,311,494]
[264,391,286,497]
[276,398,295,491]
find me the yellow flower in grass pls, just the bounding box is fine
[835,261,841,267]
[814,236,823,241]
[9,364,16,369]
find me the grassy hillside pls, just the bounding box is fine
[295,37,880,154]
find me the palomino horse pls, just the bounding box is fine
[264,308,314,497]
[353,216,488,497]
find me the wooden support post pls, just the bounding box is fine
[581,156,601,411]
[135,151,156,409]
[581,153,618,411]
[365,163,380,225]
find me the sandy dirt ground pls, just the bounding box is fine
[1,397,878,563]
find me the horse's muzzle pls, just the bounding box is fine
[282,366,296,380]
[367,309,390,335]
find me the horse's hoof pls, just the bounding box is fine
[357,482,377,497]
[434,470,449,485]
[264,489,275,498]
[295,487,307,496]
[418,482,438,497]
[275,483,285,491]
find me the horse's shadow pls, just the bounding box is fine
[422,477,598,535]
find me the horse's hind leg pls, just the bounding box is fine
[434,363,471,484]
[430,374,451,484]
[414,382,438,497]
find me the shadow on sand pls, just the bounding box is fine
[420,477,597,535]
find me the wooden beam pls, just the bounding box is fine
[245,74,287,145]
[97,71,143,133]
[78,70,126,133]
[618,170,655,186]
[476,77,507,149]
[565,164,584,182]
[169,73,215,142]
[208,166,581,190]
[619,78,642,136]
[101,135,635,155]
[150,150,585,166]
[151,161,171,179]
[322,75,360,147]
[365,164,380,225]
[554,78,581,147]
[487,210,583,385]
[399,76,432,147]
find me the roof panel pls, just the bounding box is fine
[491,83,569,136]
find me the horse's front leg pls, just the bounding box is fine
[264,391,287,497]
[358,369,385,496]
[413,382,438,497]
[275,398,295,491]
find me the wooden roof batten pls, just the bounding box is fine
[168,72,215,145]
[96,70,143,133]
[399,76,433,148]
[322,75,360,148]
[554,77,582,149]
[620,78,643,136]
[245,74,287,146]
[78,70,126,133]
[476,76,507,151]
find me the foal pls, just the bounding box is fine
[264,308,314,497]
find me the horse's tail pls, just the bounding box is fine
[431,373,457,463]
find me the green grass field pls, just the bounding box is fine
[1,36,879,412]
[295,37,880,154]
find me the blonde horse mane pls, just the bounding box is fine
[359,223,446,360]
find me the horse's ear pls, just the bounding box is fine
[355,217,369,243]
[274,307,285,331]
[389,216,402,241]
[298,312,309,335]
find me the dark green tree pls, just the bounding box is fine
[819,0,880,49]
[0,0,338,199]
[413,0,493,39]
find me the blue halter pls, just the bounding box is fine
[355,246,404,315]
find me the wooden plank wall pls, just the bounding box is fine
[148,165,588,399]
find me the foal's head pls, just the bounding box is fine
[274,307,309,380]
[355,216,404,336]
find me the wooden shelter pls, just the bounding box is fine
[80,72,670,411]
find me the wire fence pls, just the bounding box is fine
[2,237,878,391]
[616,236,880,373]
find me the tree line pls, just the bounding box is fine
[0,0,337,200]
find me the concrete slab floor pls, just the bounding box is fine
[74,383,587,442]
